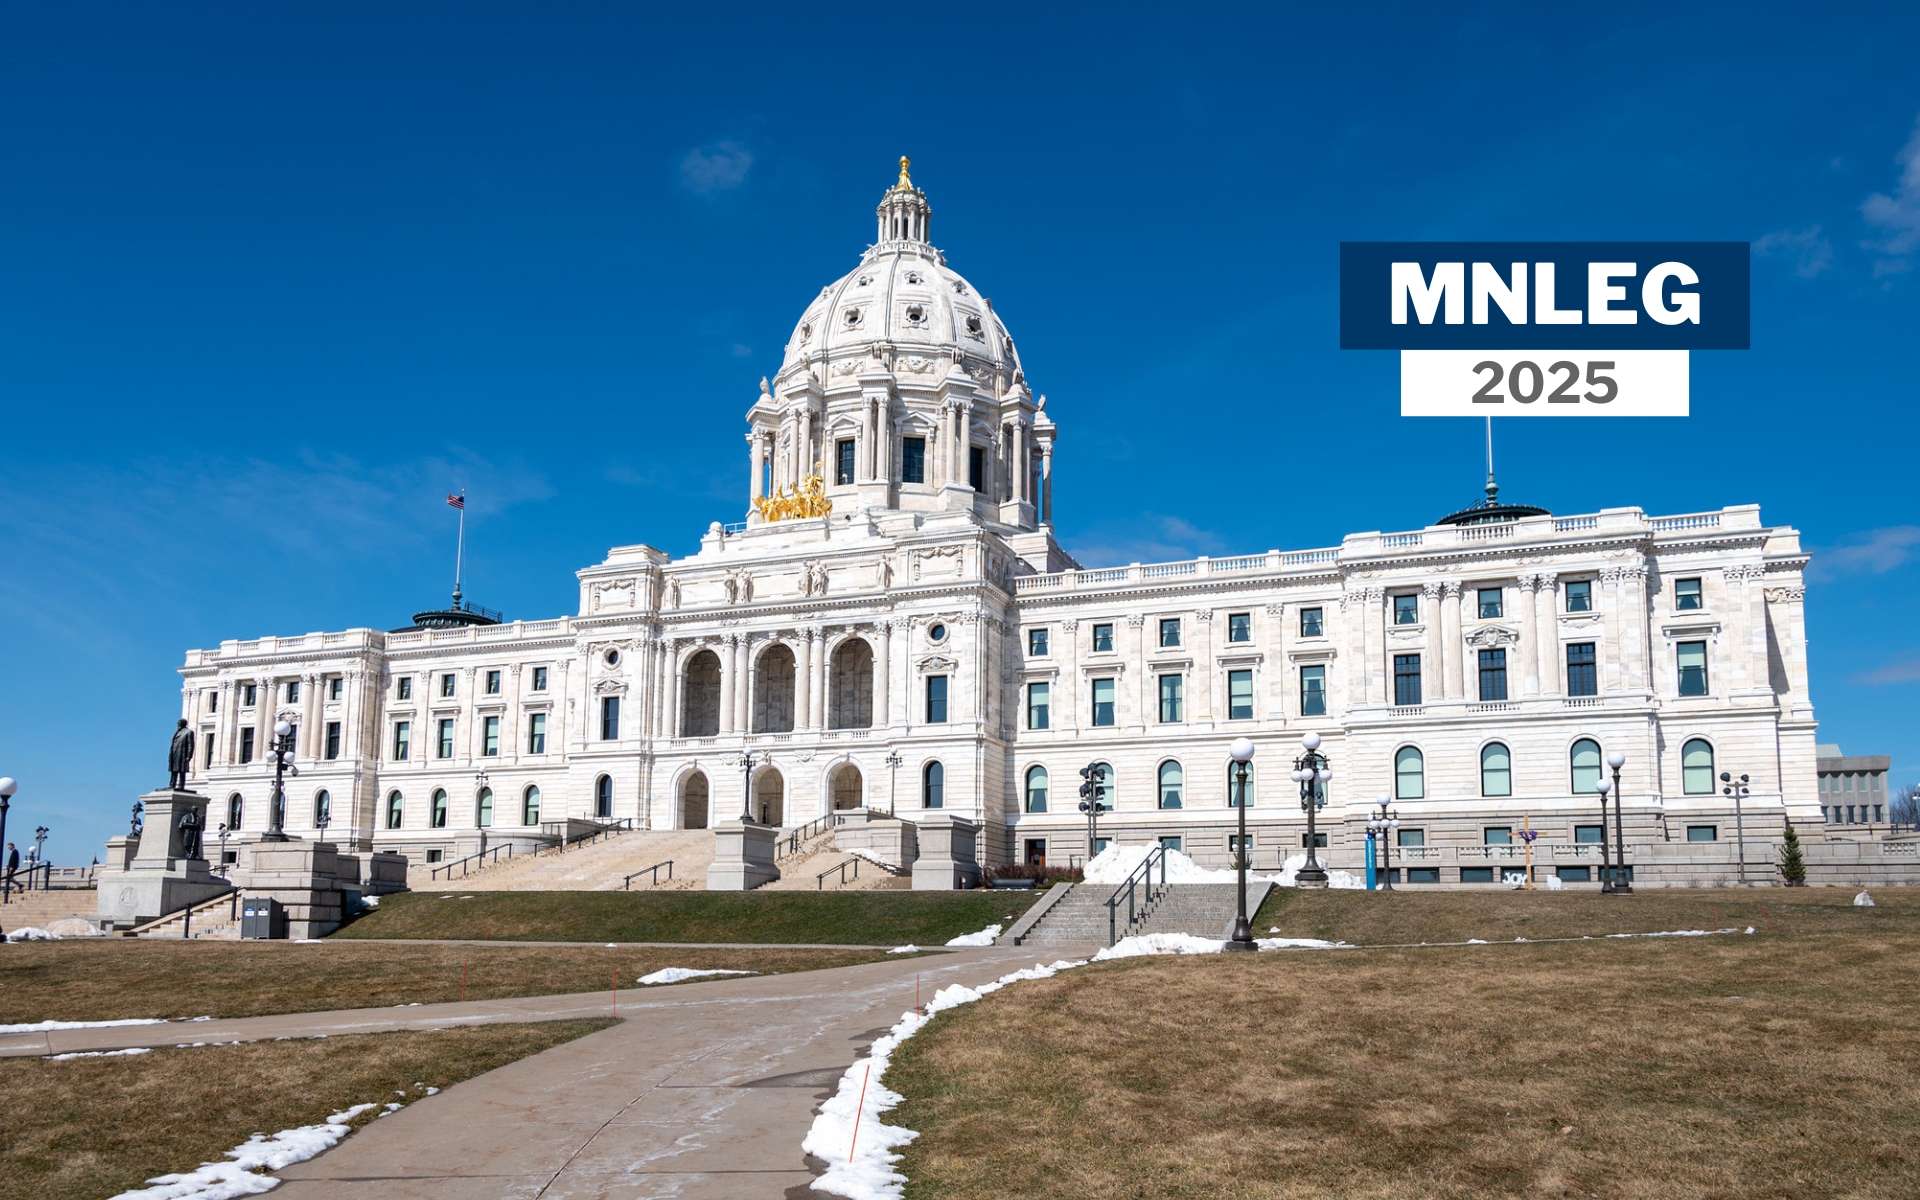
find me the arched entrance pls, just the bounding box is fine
[753,644,797,733]
[681,771,710,830]
[682,649,722,737]
[830,763,864,810]
[829,637,874,729]
[754,768,785,827]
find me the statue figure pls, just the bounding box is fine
[722,573,738,604]
[167,719,195,790]
[131,801,144,838]
[177,803,203,860]
[809,561,829,596]
[878,559,894,590]
[664,576,681,610]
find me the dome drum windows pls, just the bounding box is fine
[964,315,983,338]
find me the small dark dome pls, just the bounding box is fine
[1435,474,1548,527]
[391,591,503,634]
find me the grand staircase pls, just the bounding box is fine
[0,889,101,933]
[410,829,717,892]
[1017,883,1249,948]
[131,892,243,940]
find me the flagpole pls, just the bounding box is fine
[453,490,466,608]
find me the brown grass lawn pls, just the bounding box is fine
[0,1019,612,1200]
[0,940,898,1023]
[890,931,1920,1199]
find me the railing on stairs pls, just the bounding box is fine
[623,860,674,890]
[775,814,844,860]
[1105,846,1170,947]
[534,817,636,857]
[431,843,514,881]
[818,858,860,890]
[127,890,240,939]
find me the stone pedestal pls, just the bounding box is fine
[338,850,411,895]
[913,813,981,890]
[834,809,919,871]
[96,790,233,930]
[707,820,780,890]
[238,839,345,939]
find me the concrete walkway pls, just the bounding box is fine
[10,945,1078,1197]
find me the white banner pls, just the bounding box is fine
[1401,350,1688,416]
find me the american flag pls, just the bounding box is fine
[447,493,465,510]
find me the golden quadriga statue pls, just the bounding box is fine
[752,466,833,523]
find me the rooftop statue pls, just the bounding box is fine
[168,719,195,791]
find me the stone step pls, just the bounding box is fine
[1022,882,1244,946]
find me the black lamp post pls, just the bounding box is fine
[1607,751,1631,893]
[740,750,759,822]
[263,719,296,842]
[1368,795,1400,890]
[32,826,48,890]
[1720,770,1751,886]
[884,750,902,816]
[0,777,16,902]
[1077,762,1108,860]
[218,821,238,920]
[1594,775,1616,892]
[1225,738,1258,950]
[1290,732,1332,887]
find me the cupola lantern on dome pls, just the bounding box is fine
[877,154,931,245]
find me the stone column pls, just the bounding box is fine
[505,664,523,763]
[1012,422,1027,504]
[719,636,737,735]
[1040,447,1053,523]
[1534,573,1558,695]
[795,631,814,730]
[1058,618,1081,732]
[1515,576,1539,695]
[872,623,891,728]
[811,628,829,730]
[217,680,236,765]
[656,640,673,738]
[1263,605,1286,721]
[1193,610,1214,724]
[748,432,765,503]
[1127,613,1148,730]
[1362,588,1385,706]
[1441,581,1463,699]
[736,635,753,734]
[299,674,319,758]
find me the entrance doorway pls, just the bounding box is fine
[754,769,785,827]
[1024,838,1047,868]
[681,771,709,830]
[830,763,864,811]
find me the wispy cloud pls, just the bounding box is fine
[1754,226,1832,277]
[1862,115,1920,276]
[679,140,754,196]
[1808,525,1920,580]
[1067,514,1229,568]
[1857,652,1920,686]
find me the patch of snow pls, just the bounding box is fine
[1271,854,1365,890]
[424,1086,439,1096]
[887,945,920,955]
[5,927,61,942]
[1745,926,1756,934]
[360,895,379,908]
[0,1017,167,1035]
[943,924,1002,948]
[636,967,757,986]
[45,917,107,937]
[1466,938,1489,944]
[47,1047,153,1061]
[108,1102,379,1199]
[1855,890,1876,907]
[846,847,902,871]
[1255,937,1350,950]
[1094,933,1224,959]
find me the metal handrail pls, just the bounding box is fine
[430,843,514,881]
[1104,846,1169,946]
[623,860,675,890]
[533,817,635,857]
[776,813,843,860]
[818,858,861,890]
[1,862,54,897]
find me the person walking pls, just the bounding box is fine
[4,842,17,899]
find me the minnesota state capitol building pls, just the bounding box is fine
[173,161,1882,890]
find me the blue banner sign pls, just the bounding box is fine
[1340,242,1749,350]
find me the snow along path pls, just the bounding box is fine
[636,967,757,986]
[109,1103,381,1199]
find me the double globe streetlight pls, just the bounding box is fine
[263,720,297,843]
[1368,795,1400,891]
[1290,732,1334,888]
[1593,750,1631,894]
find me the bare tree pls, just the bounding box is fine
[1892,782,1920,828]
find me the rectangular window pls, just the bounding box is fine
[485,670,501,695]
[243,683,258,707]
[901,437,926,484]
[1159,835,1183,852]
[1091,678,1116,726]
[1228,612,1251,643]
[1301,832,1329,849]
[1227,669,1254,720]
[1557,866,1591,883]
[1677,641,1709,696]
[925,676,949,723]
[285,680,300,703]
[391,722,409,761]
[1397,828,1425,847]
[1027,682,1050,730]
[1567,642,1598,696]
[1158,674,1183,722]
[1393,594,1418,625]
[328,677,342,701]
[1478,649,1508,701]
[1092,623,1114,652]
[1393,654,1422,706]
[1566,580,1593,612]
[1300,665,1327,716]
[527,712,547,754]
[1461,867,1496,883]
[1484,827,1513,845]
[440,674,455,697]
[968,446,985,491]
[1299,607,1324,637]
[240,727,256,764]
[425,849,443,864]
[1407,867,1441,884]
[203,735,216,767]
[1574,824,1605,844]
[1686,825,1719,842]
[437,719,454,759]
[532,666,548,691]
[324,722,341,760]
[482,715,500,757]
[600,696,620,740]
[207,691,218,713]
[1478,587,1504,619]
[836,438,855,486]
[396,677,412,700]
[1675,577,1703,611]
[1028,628,1049,657]
[1159,618,1181,648]
[1227,833,1254,853]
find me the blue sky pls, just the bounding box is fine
[4,3,1918,860]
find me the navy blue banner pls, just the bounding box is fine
[1339,242,1749,350]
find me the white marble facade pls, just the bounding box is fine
[175,165,1821,880]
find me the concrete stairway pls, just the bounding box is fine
[132,892,243,940]
[411,830,716,892]
[1019,882,1244,948]
[759,837,909,891]
[0,889,101,932]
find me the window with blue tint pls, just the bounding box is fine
[1158,674,1183,722]
[836,439,855,486]
[1675,577,1703,611]
[1677,641,1709,696]
[390,722,409,761]
[485,670,501,695]
[313,789,330,827]
[395,678,411,700]
[1574,824,1605,844]
[1299,607,1324,637]
[385,791,402,830]
[1395,746,1424,799]
[1228,612,1251,643]
[1478,588,1504,619]
[441,673,456,698]
[1088,762,1114,809]
[522,785,541,826]
[1300,665,1327,716]
[476,787,493,828]
[1478,649,1508,701]
[483,716,500,757]
[532,666,548,691]
[1158,761,1184,809]
[1481,743,1512,797]
[596,775,613,818]
[601,696,621,740]
[1570,739,1602,794]
[1461,867,1496,883]
[1407,867,1440,883]
[1565,580,1593,612]
[923,761,944,808]
[1027,682,1050,730]
[901,437,926,484]
[324,722,340,760]
[1393,594,1418,625]
[431,788,448,829]
[1024,766,1048,813]
[1393,654,1422,705]
[1484,827,1512,845]
[1028,628,1049,656]
[1682,739,1714,794]
[1687,825,1718,842]
[1092,678,1116,726]
[1557,866,1591,882]
[436,718,454,759]
[1397,828,1425,847]
[527,713,546,754]
[1092,623,1114,652]
[925,676,949,723]
[1227,761,1254,808]
[1227,669,1254,720]
[1567,642,1597,696]
[1159,618,1181,648]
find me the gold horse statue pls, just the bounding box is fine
[752,463,833,523]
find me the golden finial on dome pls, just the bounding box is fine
[896,155,912,189]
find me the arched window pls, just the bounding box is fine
[1570,739,1602,794]
[1227,761,1255,808]
[1683,739,1715,795]
[923,761,945,809]
[1025,765,1049,813]
[1480,743,1512,797]
[681,771,710,830]
[476,787,493,828]
[431,788,448,829]
[313,789,331,828]
[681,649,722,737]
[753,644,797,733]
[829,637,875,729]
[385,791,402,830]
[1158,761,1184,809]
[522,785,541,826]
[830,763,864,811]
[595,775,613,819]
[227,794,244,831]
[1395,747,1425,800]
[1088,762,1114,809]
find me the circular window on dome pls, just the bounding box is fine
[604,649,621,667]
[965,315,983,338]
[905,304,926,326]
[927,623,948,644]
[844,308,862,327]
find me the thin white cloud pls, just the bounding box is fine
[1857,652,1920,686]
[1754,226,1831,277]
[679,141,754,196]
[1809,525,1920,580]
[1067,513,1229,568]
[1862,115,1920,274]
